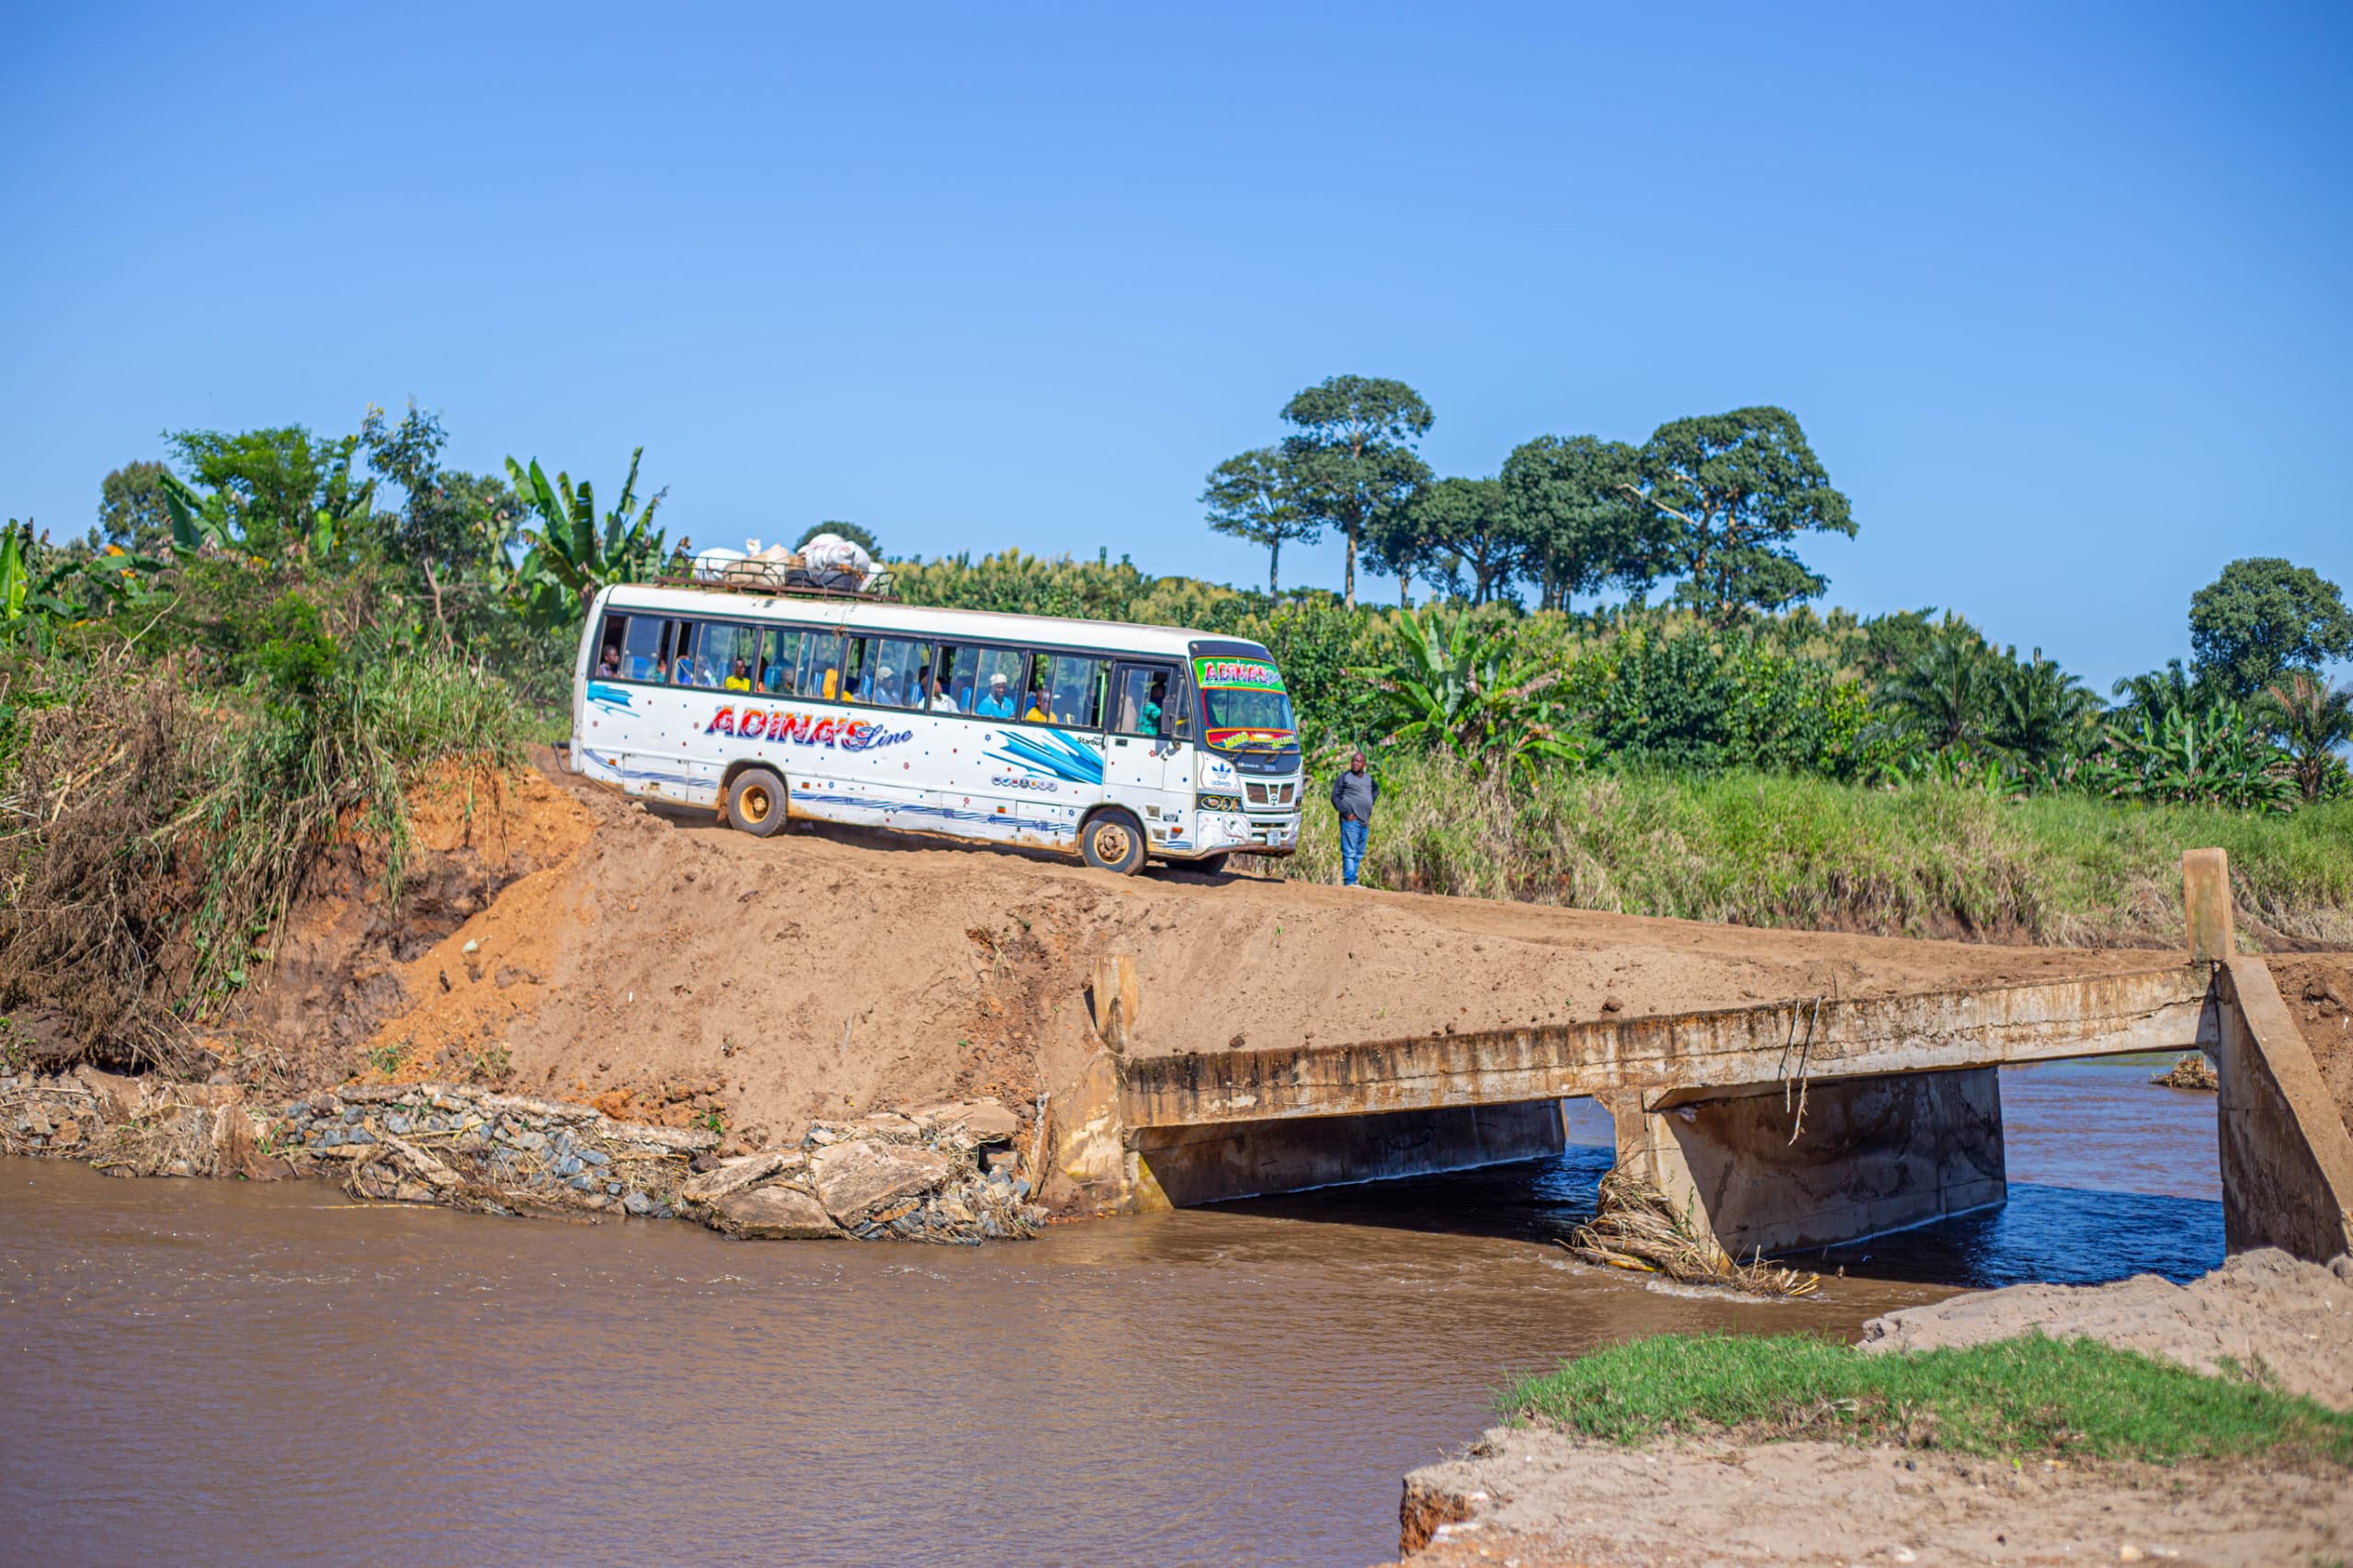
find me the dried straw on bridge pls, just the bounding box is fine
[1565,1166,1822,1299]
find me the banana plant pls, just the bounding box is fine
[1359,609,1591,778]
[2086,701,2295,812]
[504,449,671,627]
[1,520,170,647]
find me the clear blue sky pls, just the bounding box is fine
[5,1,2347,690]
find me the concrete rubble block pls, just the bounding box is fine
[477,1092,595,1123]
[712,1183,841,1239]
[907,1098,1022,1142]
[681,1149,808,1206]
[817,1111,926,1146]
[73,1064,153,1123]
[606,1121,721,1154]
[811,1139,955,1224]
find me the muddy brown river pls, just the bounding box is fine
[1,1062,2219,1566]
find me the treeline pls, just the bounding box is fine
[882,550,2353,812]
[1199,375,1851,616]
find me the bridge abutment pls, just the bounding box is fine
[1611,1066,2008,1257]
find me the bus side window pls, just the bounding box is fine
[667,620,706,686]
[917,640,955,706]
[839,636,870,703]
[618,615,668,680]
[967,647,1023,716]
[763,627,801,694]
[798,631,845,699]
[865,636,926,709]
[704,622,759,690]
[1042,653,1107,728]
[1111,664,1176,737]
[594,614,628,678]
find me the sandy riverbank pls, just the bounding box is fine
[1388,1250,2353,1567]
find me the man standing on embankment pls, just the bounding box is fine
[1330,749,1379,888]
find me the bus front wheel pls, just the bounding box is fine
[1080,810,1146,875]
[726,767,790,837]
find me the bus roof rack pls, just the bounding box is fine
[650,560,897,600]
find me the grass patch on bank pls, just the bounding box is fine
[1284,754,2353,947]
[1503,1332,2353,1465]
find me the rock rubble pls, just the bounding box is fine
[2,1066,1043,1244]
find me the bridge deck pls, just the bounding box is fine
[1119,963,2211,1128]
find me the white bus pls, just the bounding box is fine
[568,578,1305,874]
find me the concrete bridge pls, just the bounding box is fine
[1050,851,2353,1265]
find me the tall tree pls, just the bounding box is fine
[2188,557,2353,699]
[362,401,521,639]
[164,424,373,559]
[1622,407,1853,621]
[1201,448,1316,593]
[1375,476,1518,605]
[1278,375,1434,608]
[96,460,176,555]
[1497,435,1658,611]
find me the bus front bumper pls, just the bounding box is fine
[1193,812,1299,855]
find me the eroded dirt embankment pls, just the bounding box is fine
[253,755,2192,1155]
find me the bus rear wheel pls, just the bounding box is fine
[726,767,790,837]
[1080,810,1146,875]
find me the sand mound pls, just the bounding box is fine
[1390,1425,2351,1567]
[1858,1247,2353,1410]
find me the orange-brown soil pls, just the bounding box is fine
[232,761,597,1082]
[267,753,2190,1154]
[2270,953,2353,1135]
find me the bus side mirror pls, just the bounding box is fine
[1156,711,1175,740]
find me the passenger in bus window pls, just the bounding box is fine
[725,659,753,692]
[1142,676,1166,735]
[930,673,959,712]
[597,647,620,678]
[975,671,1016,717]
[1023,687,1051,722]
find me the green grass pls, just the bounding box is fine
[1504,1331,2353,1465]
[1285,753,2353,948]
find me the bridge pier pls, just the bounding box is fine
[1611,1066,2007,1257]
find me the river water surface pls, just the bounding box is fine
[0,1060,2220,1566]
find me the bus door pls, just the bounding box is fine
[1104,660,1194,852]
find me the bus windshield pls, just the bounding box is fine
[1193,654,1297,750]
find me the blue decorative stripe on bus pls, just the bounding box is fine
[983,728,1105,786]
[790,790,1079,837]
[586,682,633,713]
